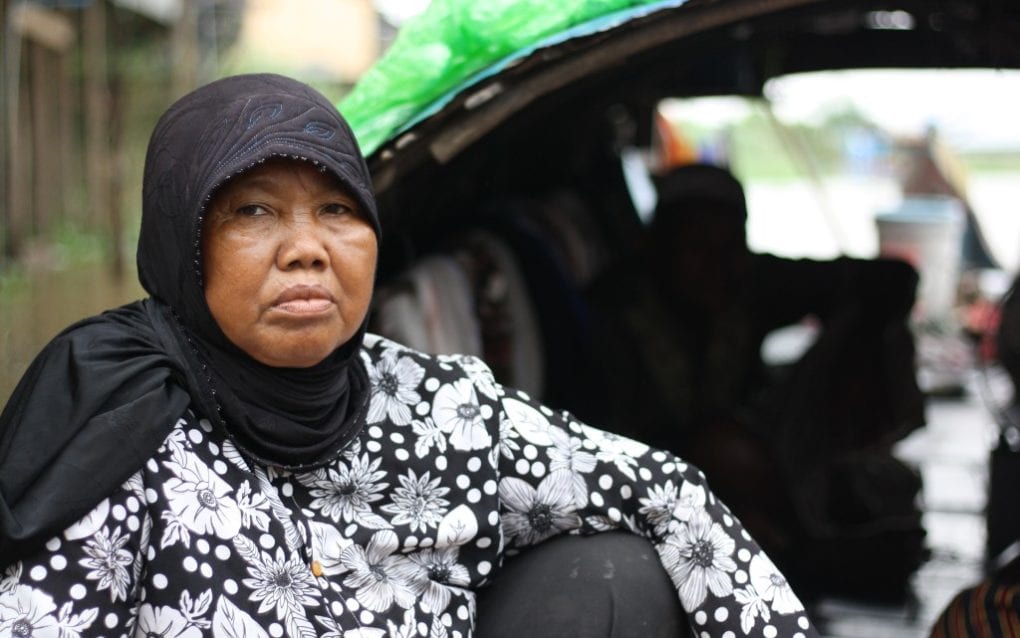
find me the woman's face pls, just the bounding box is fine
[202,159,378,368]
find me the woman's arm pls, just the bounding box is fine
[494,383,819,638]
[0,471,151,637]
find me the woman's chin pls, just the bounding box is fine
[229,320,358,369]
[245,338,340,369]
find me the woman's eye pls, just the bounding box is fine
[236,204,267,217]
[323,202,355,216]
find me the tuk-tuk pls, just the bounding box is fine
[339,0,1020,622]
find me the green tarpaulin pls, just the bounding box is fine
[339,0,685,156]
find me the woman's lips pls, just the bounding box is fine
[272,285,335,315]
[276,298,333,313]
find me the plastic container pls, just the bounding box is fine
[875,195,965,323]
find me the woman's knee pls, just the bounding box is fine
[475,532,690,638]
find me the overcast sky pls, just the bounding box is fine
[661,69,1020,153]
[767,69,1020,152]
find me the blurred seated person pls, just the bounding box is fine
[583,162,927,602]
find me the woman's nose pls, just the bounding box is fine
[278,217,329,270]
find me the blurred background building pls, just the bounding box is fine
[0,0,383,271]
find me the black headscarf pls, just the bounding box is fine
[0,74,381,565]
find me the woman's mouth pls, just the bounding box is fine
[272,285,336,315]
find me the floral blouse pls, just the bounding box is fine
[0,334,817,638]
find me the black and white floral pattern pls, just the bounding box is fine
[0,335,817,637]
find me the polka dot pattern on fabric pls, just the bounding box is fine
[0,335,817,638]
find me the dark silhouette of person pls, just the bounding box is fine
[583,162,928,603]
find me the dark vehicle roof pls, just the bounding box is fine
[363,0,1019,278]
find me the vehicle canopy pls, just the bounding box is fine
[340,0,1020,611]
[340,0,1020,280]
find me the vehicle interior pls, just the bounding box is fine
[360,0,1020,632]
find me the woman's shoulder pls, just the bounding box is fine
[361,333,500,392]
[21,300,165,371]
[361,333,488,368]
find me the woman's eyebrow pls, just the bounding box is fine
[230,175,279,192]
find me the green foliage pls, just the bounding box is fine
[676,100,879,183]
[51,223,112,266]
[959,152,1020,174]
[729,110,804,181]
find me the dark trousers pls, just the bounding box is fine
[475,532,690,637]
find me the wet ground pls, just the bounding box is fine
[814,372,1000,638]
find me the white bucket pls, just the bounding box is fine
[875,195,965,323]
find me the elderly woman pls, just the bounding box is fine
[0,74,817,638]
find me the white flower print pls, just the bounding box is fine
[177,589,214,630]
[341,626,385,638]
[499,472,582,546]
[0,585,59,637]
[312,612,345,638]
[428,615,450,638]
[236,481,272,532]
[749,553,804,614]
[341,530,420,613]
[580,424,649,456]
[63,498,110,541]
[453,355,499,400]
[411,417,447,459]
[381,470,451,533]
[253,467,304,552]
[497,414,521,460]
[674,480,707,523]
[407,547,471,613]
[639,480,680,535]
[734,584,770,634]
[55,602,99,638]
[79,526,134,602]
[221,438,253,473]
[132,513,153,601]
[341,435,364,462]
[0,588,97,638]
[386,608,418,638]
[432,378,492,451]
[135,603,203,638]
[234,536,319,635]
[309,521,354,576]
[547,426,597,475]
[547,426,597,506]
[658,512,737,610]
[584,511,639,534]
[501,398,553,446]
[299,454,391,530]
[367,350,425,425]
[162,428,192,465]
[579,425,648,481]
[1,563,21,594]
[437,505,480,547]
[212,596,270,638]
[162,459,242,539]
[160,509,192,550]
